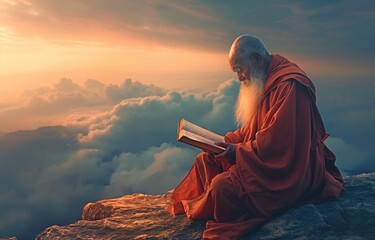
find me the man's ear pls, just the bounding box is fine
[251,53,263,66]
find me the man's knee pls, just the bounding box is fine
[210,173,233,197]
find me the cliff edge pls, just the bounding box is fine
[37,173,375,239]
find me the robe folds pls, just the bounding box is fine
[166,54,344,239]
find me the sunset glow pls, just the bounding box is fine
[2,0,373,109]
[1,31,230,92]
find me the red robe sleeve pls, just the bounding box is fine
[224,128,245,144]
[233,79,317,217]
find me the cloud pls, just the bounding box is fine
[104,78,165,104]
[0,78,165,132]
[68,79,238,154]
[325,136,374,176]
[315,76,375,151]
[104,143,199,196]
[0,126,81,238]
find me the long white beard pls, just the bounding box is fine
[234,66,266,128]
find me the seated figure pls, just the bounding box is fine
[166,35,344,240]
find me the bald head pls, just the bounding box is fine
[228,35,271,83]
[229,35,269,62]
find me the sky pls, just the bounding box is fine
[0,0,374,239]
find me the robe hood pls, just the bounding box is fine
[263,54,326,148]
[264,54,316,102]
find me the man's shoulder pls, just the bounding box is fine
[268,78,310,99]
[268,77,298,92]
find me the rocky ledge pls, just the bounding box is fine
[37,173,375,239]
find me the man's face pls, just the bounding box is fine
[232,54,266,128]
[229,55,252,82]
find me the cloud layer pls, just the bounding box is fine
[0,76,374,239]
[0,78,238,239]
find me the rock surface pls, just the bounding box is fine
[37,173,375,239]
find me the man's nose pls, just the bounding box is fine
[237,72,245,81]
[237,72,241,79]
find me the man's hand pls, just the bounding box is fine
[214,141,236,164]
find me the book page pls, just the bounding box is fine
[178,130,225,153]
[179,119,224,143]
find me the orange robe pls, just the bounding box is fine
[166,54,344,239]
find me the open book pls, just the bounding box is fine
[177,119,225,154]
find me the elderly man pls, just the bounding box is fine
[166,35,344,239]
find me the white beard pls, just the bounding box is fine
[234,65,266,128]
